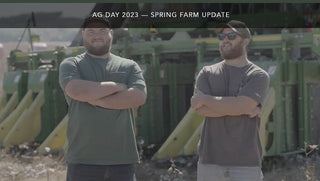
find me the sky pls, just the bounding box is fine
[0,3,95,18]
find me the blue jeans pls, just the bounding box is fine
[197,163,263,181]
[67,163,136,181]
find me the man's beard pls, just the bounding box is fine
[84,39,111,56]
[219,42,245,60]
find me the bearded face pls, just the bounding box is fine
[83,28,112,56]
[219,40,246,60]
[218,29,247,60]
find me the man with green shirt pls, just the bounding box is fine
[59,16,146,181]
[191,20,269,181]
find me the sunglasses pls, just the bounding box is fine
[218,32,237,40]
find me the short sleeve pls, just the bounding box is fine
[59,58,82,91]
[195,67,211,95]
[127,62,147,95]
[238,71,270,106]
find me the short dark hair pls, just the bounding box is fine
[215,20,251,39]
[82,15,110,29]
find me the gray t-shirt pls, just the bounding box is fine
[59,53,146,165]
[196,61,269,167]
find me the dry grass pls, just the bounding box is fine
[0,44,8,94]
[0,149,319,181]
[0,149,66,181]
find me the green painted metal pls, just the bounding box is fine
[309,84,320,145]
[38,70,67,141]
[297,61,306,147]
[196,43,205,71]
[112,29,320,150]
[27,69,67,142]
[27,70,48,93]
[8,49,58,71]
[137,63,195,144]
[4,27,320,158]
[2,71,28,101]
[284,85,298,151]
[168,64,178,130]
[300,61,320,145]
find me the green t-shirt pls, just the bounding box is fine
[59,53,146,165]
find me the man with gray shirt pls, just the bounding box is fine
[191,20,269,181]
[59,16,146,181]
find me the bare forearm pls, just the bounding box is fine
[195,105,224,117]
[92,87,146,109]
[202,95,258,116]
[65,79,125,102]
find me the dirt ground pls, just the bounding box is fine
[0,145,320,181]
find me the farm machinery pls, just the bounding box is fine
[0,27,320,162]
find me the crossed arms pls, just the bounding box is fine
[65,79,146,109]
[66,78,256,113]
[191,89,260,118]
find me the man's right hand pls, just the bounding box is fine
[248,107,261,118]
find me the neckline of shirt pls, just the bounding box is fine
[85,52,112,62]
[223,61,252,69]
